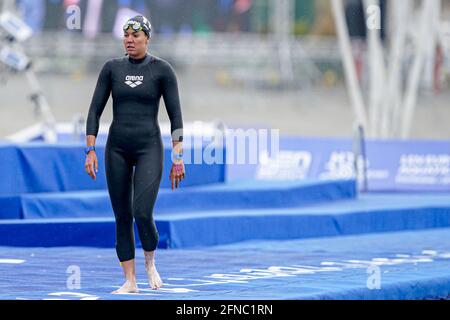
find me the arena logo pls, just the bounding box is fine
[125,75,144,88]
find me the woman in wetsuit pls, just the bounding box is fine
[84,15,185,294]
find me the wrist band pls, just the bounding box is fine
[174,153,183,160]
[85,146,96,155]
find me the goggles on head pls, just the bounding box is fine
[123,20,145,32]
[123,20,151,37]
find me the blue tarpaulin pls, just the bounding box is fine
[0,142,226,196]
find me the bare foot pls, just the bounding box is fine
[111,280,139,294]
[145,262,163,290]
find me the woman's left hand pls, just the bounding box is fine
[170,160,185,190]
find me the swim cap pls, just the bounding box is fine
[123,15,152,38]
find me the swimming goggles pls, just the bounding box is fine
[123,20,150,35]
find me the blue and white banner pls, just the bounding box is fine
[228,136,450,192]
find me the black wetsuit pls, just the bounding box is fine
[86,54,183,262]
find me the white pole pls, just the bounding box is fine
[364,0,387,138]
[385,0,410,137]
[422,0,440,91]
[331,0,369,130]
[365,0,378,137]
[400,1,433,138]
[83,0,104,39]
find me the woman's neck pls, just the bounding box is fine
[128,52,148,64]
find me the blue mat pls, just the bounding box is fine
[1,193,450,248]
[0,143,225,196]
[1,227,450,300]
[157,193,450,248]
[0,179,356,219]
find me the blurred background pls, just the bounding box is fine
[1,0,450,140]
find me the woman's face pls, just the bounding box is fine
[123,29,149,58]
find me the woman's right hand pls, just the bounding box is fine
[85,152,99,180]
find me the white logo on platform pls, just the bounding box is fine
[320,151,356,180]
[125,75,144,88]
[256,150,312,180]
[319,151,389,181]
[395,154,450,185]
